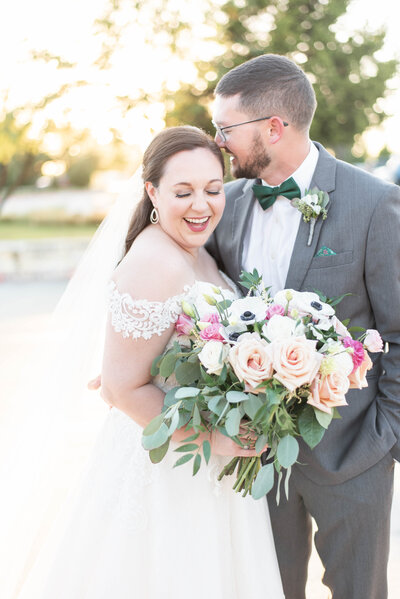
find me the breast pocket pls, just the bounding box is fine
[309,250,353,270]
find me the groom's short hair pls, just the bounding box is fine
[215,54,316,132]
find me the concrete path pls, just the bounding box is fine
[1,280,399,598]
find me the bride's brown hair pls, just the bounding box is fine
[123,126,225,257]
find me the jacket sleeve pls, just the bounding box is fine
[365,183,400,460]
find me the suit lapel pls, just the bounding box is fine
[231,179,256,283]
[285,142,337,290]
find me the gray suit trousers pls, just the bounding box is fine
[267,454,395,599]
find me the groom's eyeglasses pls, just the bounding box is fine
[212,116,289,143]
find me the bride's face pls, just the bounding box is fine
[147,147,225,252]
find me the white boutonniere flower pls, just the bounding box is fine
[291,187,330,246]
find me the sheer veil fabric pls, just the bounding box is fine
[0,170,143,598]
[0,168,285,599]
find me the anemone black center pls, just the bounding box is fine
[229,332,240,341]
[240,311,255,321]
[310,301,323,311]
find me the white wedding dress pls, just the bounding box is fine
[16,278,285,599]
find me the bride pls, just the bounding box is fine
[4,126,284,598]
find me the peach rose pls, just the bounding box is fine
[308,371,349,414]
[229,334,273,393]
[349,350,373,389]
[271,336,322,392]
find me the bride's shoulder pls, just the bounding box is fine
[112,226,193,301]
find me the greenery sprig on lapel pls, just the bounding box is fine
[291,188,330,246]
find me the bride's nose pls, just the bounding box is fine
[190,191,209,212]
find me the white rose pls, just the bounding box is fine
[263,315,297,341]
[198,340,229,375]
[330,351,354,377]
[228,297,267,325]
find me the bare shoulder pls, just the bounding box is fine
[112,226,193,301]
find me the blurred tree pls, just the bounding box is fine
[95,0,397,160]
[0,109,44,213]
[164,0,397,159]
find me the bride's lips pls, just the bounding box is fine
[183,216,211,232]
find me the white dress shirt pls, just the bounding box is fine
[242,142,319,296]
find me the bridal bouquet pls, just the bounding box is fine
[143,270,382,500]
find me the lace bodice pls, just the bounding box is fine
[108,274,239,341]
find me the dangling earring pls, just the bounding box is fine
[150,207,159,224]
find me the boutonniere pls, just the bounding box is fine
[291,188,330,246]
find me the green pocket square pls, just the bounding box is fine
[316,246,337,257]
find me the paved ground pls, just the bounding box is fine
[1,280,399,598]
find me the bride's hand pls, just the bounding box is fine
[87,375,113,408]
[211,430,267,457]
[87,375,101,390]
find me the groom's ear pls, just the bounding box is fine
[266,117,286,145]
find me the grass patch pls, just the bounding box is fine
[0,219,100,240]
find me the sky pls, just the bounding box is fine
[1,0,400,157]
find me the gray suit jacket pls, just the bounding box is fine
[207,142,400,484]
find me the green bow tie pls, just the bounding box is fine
[252,177,301,210]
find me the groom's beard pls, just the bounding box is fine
[229,132,271,179]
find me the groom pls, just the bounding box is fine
[207,54,400,599]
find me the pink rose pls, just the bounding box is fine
[342,337,365,371]
[266,304,285,320]
[176,313,194,336]
[308,372,349,414]
[271,337,322,392]
[199,323,224,341]
[201,312,220,324]
[229,335,273,393]
[349,350,373,389]
[364,329,383,353]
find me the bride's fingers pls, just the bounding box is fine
[87,375,101,390]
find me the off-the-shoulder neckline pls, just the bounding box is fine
[108,276,236,303]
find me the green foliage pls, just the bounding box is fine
[163,0,397,158]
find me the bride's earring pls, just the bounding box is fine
[150,207,159,224]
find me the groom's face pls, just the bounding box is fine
[212,94,271,179]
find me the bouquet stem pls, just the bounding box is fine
[218,456,261,496]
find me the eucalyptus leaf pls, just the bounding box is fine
[173,453,194,467]
[150,354,162,376]
[142,413,164,437]
[193,453,201,476]
[225,407,242,437]
[208,395,224,415]
[244,394,263,419]
[182,432,200,443]
[149,439,170,463]
[168,409,181,435]
[255,435,268,454]
[175,360,201,385]
[202,440,211,464]
[193,404,201,427]
[164,387,181,407]
[226,390,249,403]
[159,352,179,378]
[284,465,292,500]
[174,443,199,453]
[251,463,275,500]
[277,435,299,468]
[298,405,325,449]
[314,408,333,429]
[141,423,170,450]
[178,410,192,429]
[174,387,201,399]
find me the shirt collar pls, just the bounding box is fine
[261,142,319,198]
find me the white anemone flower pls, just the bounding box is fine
[227,297,267,326]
